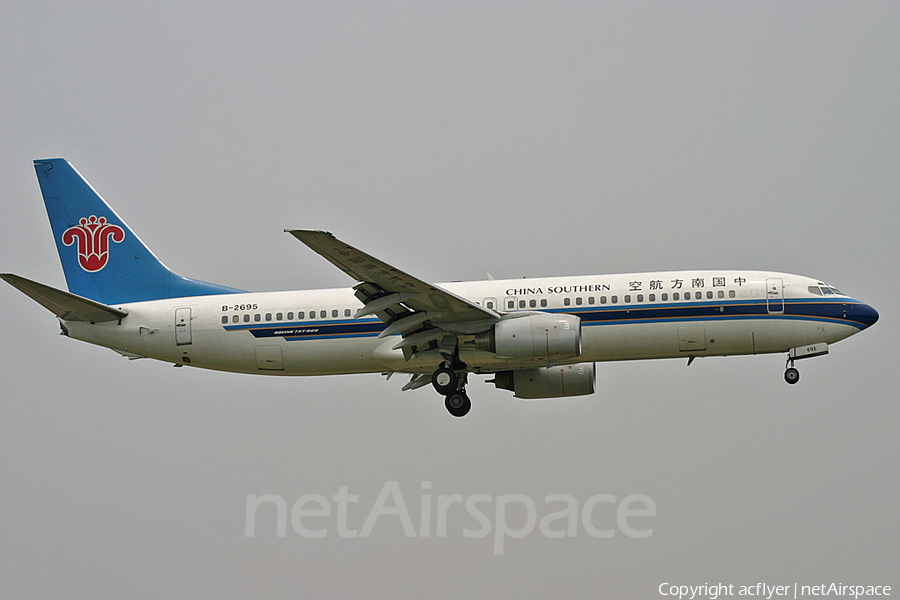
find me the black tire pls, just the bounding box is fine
[432,366,459,395]
[445,392,471,417]
[784,367,800,385]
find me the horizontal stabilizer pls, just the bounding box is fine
[1,273,128,322]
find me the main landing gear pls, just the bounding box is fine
[431,366,459,395]
[432,348,470,417]
[433,367,470,417]
[444,390,471,418]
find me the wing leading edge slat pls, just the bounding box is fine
[286,230,499,329]
[286,230,500,358]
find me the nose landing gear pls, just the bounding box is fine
[783,342,828,385]
[784,366,800,385]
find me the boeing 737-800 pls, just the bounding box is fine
[2,159,879,416]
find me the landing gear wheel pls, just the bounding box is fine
[445,391,471,417]
[431,366,459,395]
[784,367,800,385]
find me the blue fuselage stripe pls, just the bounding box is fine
[222,298,869,340]
[563,299,867,330]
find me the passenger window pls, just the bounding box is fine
[320,310,327,318]
[254,314,261,322]
[611,296,618,304]
[276,312,283,321]
[232,315,239,323]
[673,292,680,300]
[221,316,228,324]
[649,294,655,302]
[600,296,607,304]
[530,299,537,308]
[519,300,526,309]
[637,294,644,302]
[588,296,595,305]
[295,311,301,319]
[345,309,351,317]
[624,295,631,303]
[243,314,250,323]
[728,291,735,299]
[717,291,724,299]
[661,293,668,301]
[541,299,547,307]
[486,301,494,309]
[575,297,583,305]
[265,313,272,321]
[507,300,515,310]
[707,291,713,299]
[332,309,338,318]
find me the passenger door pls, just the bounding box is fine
[175,307,192,345]
[766,278,784,313]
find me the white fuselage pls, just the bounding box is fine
[62,270,871,377]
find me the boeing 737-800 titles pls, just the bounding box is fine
[2,159,879,416]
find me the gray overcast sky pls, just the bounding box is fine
[1,2,898,598]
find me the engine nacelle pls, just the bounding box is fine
[491,363,596,399]
[475,313,582,360]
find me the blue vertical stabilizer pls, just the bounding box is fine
[34,159,244,305]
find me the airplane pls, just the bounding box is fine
[2,159,879,417]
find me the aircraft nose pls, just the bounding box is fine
[853,302,879,329]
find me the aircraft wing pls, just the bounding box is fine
[287,230,499,356]
[1,273,128,322]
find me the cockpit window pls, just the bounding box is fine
[814,283,844,296]
[808,286,823,296]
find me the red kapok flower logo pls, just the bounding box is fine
[62,215,125,272]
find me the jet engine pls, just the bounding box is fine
[491,363,596,399]
[474,313,581,360]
